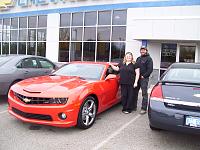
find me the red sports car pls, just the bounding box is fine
[8,62,120,129]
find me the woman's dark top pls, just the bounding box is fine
[118,62,139,85]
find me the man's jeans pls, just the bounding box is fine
[137,78,149,111]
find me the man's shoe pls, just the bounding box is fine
[122,110,130,114]
[140,109,147,114]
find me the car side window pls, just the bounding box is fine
[20,58,38,68]
[38,58,54,69]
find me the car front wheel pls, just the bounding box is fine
[77,96,97,129]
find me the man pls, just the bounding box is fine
[136,46,153,114]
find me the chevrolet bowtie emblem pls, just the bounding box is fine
[0,0,14,8]
[23,98,31,103]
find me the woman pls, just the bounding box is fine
[110,52,140,114]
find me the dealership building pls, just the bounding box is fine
[0,0,200,83]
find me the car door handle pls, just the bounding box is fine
[24,71,29,74]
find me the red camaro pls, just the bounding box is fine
[8,62,120,129]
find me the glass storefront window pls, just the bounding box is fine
[27,42,36,55]
[11,30,18,41]
[19,29,27,41]
[28,16,37,28]
[84,12,97,26]
[38,16,47,28]
[111,42,125,62]
[84,27,96,41]
[11,18,18,29]
[60,13,71,27]
[19,17,27,28]
[97,27,110,41]
[0,19,2,30]
[72,13,83,26]
[2,42,9,54]
[28,29,36,41]
[59,42,69,62]
[2,30,10,41]
[70,42,82,61]
[18,42,26,54]
[179,45,195,63]
[37,42,46,56]
[37,29,46,41]
[98,11,111,25]
[59,28,70,41]
[71,27,82,41]
[83,42,95,61]
[112,26,126,41]
[3,18,10,30]
[113,10,127,25]
[10,42,17,54]
[96,42,110,62]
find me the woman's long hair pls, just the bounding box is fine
[123,52,136,64]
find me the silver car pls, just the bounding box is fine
[0,55,57,95]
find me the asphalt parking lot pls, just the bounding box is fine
[1,95,200,150]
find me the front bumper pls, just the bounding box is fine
[148,100,200,134]
[8,93,80,128]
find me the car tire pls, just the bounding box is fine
[77,96,97,129]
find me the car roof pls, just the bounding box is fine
[171,63,200,69]
[0,54,51,60]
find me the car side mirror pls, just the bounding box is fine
[105,74,117,80]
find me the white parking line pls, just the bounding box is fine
[92,114,141,150]
[0,110,7,115]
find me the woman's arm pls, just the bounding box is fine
[134,68,140,88]
[109,63,119,71]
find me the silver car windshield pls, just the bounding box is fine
[0,56,13,66]
[163,68,200,84]
[52,63,105,80]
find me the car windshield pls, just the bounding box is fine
[163,68,200,84]
[0,56,13,67]
[52,63,105,80]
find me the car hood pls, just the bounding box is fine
[12,75,92,97]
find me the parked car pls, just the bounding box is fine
[148,63,200,134]
[8,62,120,129]
[0,55,57,95]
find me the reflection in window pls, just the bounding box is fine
[2,42,9,54]
[111,42,125,62]
[71,27,82,41]
[19,17,27,28]
[84,27,96,41]
[59,42,69,62]
[38,15,47,27]
[72,12,83,26]
[70,42,82,61]
[112,27,126,41]
[83,42,95,61]
[18,42,26,54]
[59,28,70,41]
[60,13,71,27]
[0,30,2,41]
[97,27,110,41]
[11,30,18,41]
[0,19,2,30]
[10,42,17,54]
[27,42,36,55]
[28,29,36,41]
[19,29,27,41]
[97,42,110,62]
[3,18,10,30]
[113,10,127,25]
[85,12,97,26]
[2,30,10,41]
[37,42,46,56]
[11,18,18,29]
[37,29,46,41]
[28,16,37,28]
[179,45,195,63]
[98,11,111,25]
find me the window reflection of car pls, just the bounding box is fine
[0,55,57,96]
[149,63,200,134]
[8,62,120,129]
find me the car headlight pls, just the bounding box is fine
[48,98,68,104]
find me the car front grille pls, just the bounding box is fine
[14,92,52,105]
[12,107,52,121]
